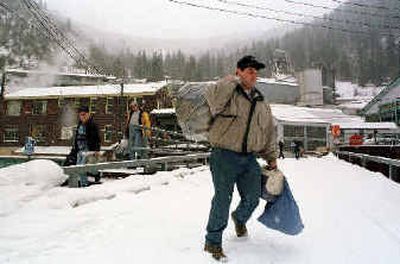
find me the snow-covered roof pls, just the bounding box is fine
[257,77,298,87]
[271,104,397,130]
[146,104,398,130]
[338,122,398,130]
[271,104,358,124]
[6,68,115,80]
[150,108,176,115]
[337,100,371,110]
[4,81,167,99]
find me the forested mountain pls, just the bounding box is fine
[89,0,400,84]
[1,0,399,85]
[276,0,400,85]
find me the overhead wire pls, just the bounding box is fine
[28,0,103,75]
[19,0,80,68]
[0,1,12,13]
[168,0,396,36]
[283,0,400,20]
[24,1,87,66]
[215,0,400,31]
[0,0,71,56]
[328,0,400,12]
[1,1,121,91]
[20,0,104,75]
[4,0,90,72]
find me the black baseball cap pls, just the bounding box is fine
[77,105,89,113]
[236,55,265,70]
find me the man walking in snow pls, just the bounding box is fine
[278,139,285,159]
[203,55,277,261]
[72,105,101,186]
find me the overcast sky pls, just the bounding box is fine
[46,0,339,40]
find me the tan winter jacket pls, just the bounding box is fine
[204,76,277,162]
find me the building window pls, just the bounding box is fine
[61,126,75,140]
[4,126,19,143]
[58,98,67,108]
[6,101,21,116]
[128,97,142,106]
[31,124,46,143]
[106,97,114,114]
[74,98,81,109]
[283,125,304,137]
[32,100,47,115]
[306,126,326,139]
[104,125,113,143]
[90,97,97,113]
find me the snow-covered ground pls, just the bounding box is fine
[1,155,400,263]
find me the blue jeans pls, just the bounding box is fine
[205,148,261,246]
[128,125,143,159]
[77,151,88,187]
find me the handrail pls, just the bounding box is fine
[335,150,400,180]
[63,152,210,176]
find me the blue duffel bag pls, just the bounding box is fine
[258,179,304,235]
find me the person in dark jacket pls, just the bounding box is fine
[73,105,101,186]
[278,140,285,159]
[293,140,301,159]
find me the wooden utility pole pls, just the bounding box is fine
[0,71,5,99]
[119,81,125,140]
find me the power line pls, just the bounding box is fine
[21,0,104,75]
[284,0,400,20]
[1,1,131,103]
[215,0,400,31]
[20,0,80,65]
[329,0,400,12]
[0,1,65,48]
[168,0,394,36]
[0,1,12,12]
[0,1,86,78]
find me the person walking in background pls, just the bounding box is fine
[278,139,285,159]
[126,101,151,159]
[290,140,296,158]
[72,105,101,186]
[294,140,301,159]
[139,104,151,159]
[203,55,277,261]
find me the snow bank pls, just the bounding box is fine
[0,160,204,218]
[0,160,68,216]
[0,159,66,188]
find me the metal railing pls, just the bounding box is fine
[63,153,210,187]
[335,150,400,181]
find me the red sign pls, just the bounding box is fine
[331,125,341,137]
[349,134,363,146]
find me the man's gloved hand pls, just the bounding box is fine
[267,159,277,170]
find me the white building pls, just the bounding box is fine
[271,104,398,150]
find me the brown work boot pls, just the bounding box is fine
[204,243,228,262]
[231,212,248,237]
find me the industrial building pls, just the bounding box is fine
[361,77,400,126]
